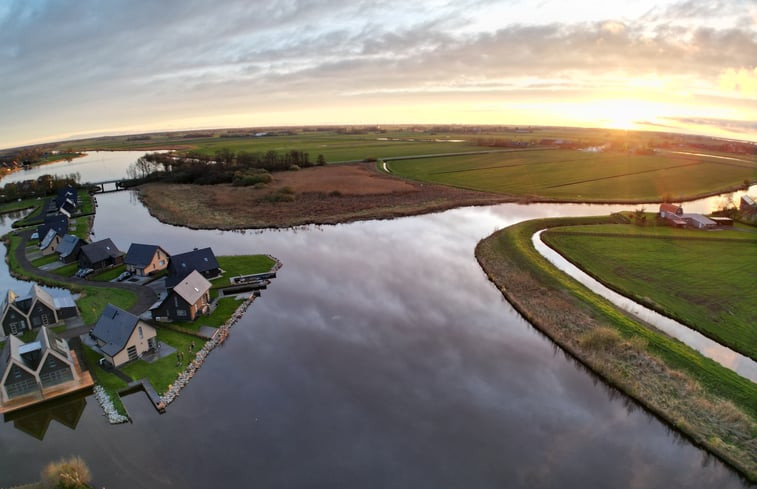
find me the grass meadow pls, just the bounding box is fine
[387,150,756,201]
[543,224,757,360]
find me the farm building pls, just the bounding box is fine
[57,234,86,263]
[682,213,717,229]
[79,238,124,270]
[90,304,157,367]
[124,244,170,277]
[151,270,211,321]
[741,195,756,216]
[0,327,79,405]
[166,247,221,287]
[659,203,683,219]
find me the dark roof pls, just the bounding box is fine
[37,215,68,239]
[57,234,85,259]
[124,243,167,267]
[55,185,78,209]
[167,247,219,287]
[91,304,140,357]
[80,238,123,264]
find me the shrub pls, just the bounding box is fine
[329,190,342,197]
[580,327,622,351]
[41,456,91,489]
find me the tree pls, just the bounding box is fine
[633,207,646,226]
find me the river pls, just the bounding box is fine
[0,152,752,488]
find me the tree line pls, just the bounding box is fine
[0,173,80,203]
[124,149,327,186]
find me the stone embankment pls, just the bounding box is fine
[93,385,129,424]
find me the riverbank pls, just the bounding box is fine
[475,216,757,482]
[137,162,514,229]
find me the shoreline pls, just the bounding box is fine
[475,217,757,482]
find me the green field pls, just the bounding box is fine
[387,150,756,201]
[543,224,757,360]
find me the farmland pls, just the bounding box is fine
[386,149,756,201]
[542,223,757,360]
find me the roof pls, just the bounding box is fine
[124,243,167,267]
[57,234,85,259]
[39,228,60,250]
[682,213,716,226]
[167,247,219,287]
[55,185,78,209]
[80,238,123,264]
[0,327,69,375]
[37,215,68,239]
[91,304,140,357]
[659,203,682,214]
[172,270,212,305]
[742,195,756,206]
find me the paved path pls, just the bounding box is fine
[13,229,158,327]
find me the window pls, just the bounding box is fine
[139,326,143,339]
[127,345,138,361]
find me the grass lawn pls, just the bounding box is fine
[543,223,757,360]
[77,286,137,325]
[175,297,242,332]
[211,254,276,289]
[0,197,40,215]
[31,253,60,267]
[81,345,128,415]
[54,262,79,277]
[387,150,757,201]
[120,328,206,395]
[91,264,126,282]
[18,325,66,343]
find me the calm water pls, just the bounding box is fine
[0,157,753,487]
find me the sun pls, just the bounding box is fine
[587,99,660,131]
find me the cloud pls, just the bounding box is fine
[719,67,757,96]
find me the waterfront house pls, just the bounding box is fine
[0,327,79,404]
[124,244,170,277]
[90,304,157,367]
[56,234,86,263]
[79,238,124,270]
[1,285,60,336]
[39,228,63,256]
[36,215,68,242]
[151,270,211,321]
[166,247,221,287]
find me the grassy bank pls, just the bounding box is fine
[388,150,756,201]
[475,216,757,481]
[543,223,757,360]
[81,345,128,415]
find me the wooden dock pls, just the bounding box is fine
[0,351,94,415]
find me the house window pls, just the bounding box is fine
[139,326,143,339]
[127,345,138,361]
[177,309,187,317]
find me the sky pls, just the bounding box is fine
[1,0,756,149]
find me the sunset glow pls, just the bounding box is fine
[1,0,756,148]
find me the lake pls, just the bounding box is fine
[0,156,752,488]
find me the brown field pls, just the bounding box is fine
[138,163,513,229]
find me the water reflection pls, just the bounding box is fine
[0,176,751,486]
[4,392,88,441]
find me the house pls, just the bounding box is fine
[55,185,78,212]
[56,234,86,264]
[1,285,60,336]
[35,215,68,242]
[659,203,683,219]
[741,195,756,216]
[151,270,211,321]
[38,228,63,256]
[90,304,157,367]
[166,247,221,288]
[78,238,124,270]
[124,244,170,277]
[682,213,716,230]
[0,327,79,404]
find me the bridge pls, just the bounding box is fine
[87,179,127,193]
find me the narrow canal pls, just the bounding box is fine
[0,152,752,488]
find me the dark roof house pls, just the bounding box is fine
[79,239,124,270]
[36,215,68,242]
[166,247,221,287]
[57,234,86,263]
[1,285,61,336]
[124,244,170,277]
[151,270,211,321]
[90,304,156,367]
